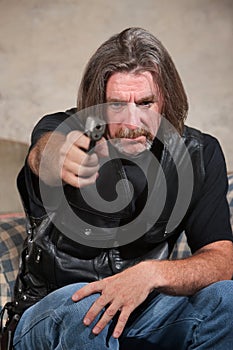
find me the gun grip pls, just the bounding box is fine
[88,139,97,152]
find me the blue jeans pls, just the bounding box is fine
[13,281,233,349]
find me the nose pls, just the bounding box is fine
[124,103,141,130]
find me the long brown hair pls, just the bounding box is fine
[77,27,188,134]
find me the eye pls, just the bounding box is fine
[109,102,126,111]
[137,101,153,109]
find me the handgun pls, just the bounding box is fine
[84,116,106,152]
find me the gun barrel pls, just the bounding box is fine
[85,116,106,141]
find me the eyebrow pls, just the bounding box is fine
[106,95,158,104]
[136,95,158,104]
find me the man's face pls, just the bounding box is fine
[105,71,162,156]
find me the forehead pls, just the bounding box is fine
[106,71,158,100]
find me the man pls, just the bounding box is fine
[8,27,233,349]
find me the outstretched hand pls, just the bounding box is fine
[59,130,108,188]
[72,261,155,338]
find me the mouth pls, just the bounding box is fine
[111,135,153,156]
[120,135,147,144]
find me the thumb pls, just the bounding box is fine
[95,138,109,158]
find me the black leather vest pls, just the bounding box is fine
[13,125,205,315]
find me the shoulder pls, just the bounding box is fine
[31,107,78,146]
[184,125,226,169]
[33,107,77,129]
[202,133,226,174]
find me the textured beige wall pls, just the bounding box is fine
[0,140,28,213]
[0,0,233,169]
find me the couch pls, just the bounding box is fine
[1,174,233,311]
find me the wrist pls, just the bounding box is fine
[138,260,162,292]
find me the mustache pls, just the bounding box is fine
[114,127,154,142]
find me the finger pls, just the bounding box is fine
[61,131,100,168]
[62,171,99,188]
[77,172,100,188]
[60,147,99,183]
[83,295,112,327]
[70,132,104,159]
[66,131,91,152]
[91,303,120,335]
[62,144,99,168]
[72,281,102,301]
[95,138,109,158]
[81,152,99,167]
[112,307,131,338]
[66,160,100,178]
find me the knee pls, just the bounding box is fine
[50,283,100,318]
[192,280,233,316]
[31,282,100,321]
[204,280,233,303]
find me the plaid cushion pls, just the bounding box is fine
[0,175,233,311]
[227,174,233,220]
[0,216,26,310]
